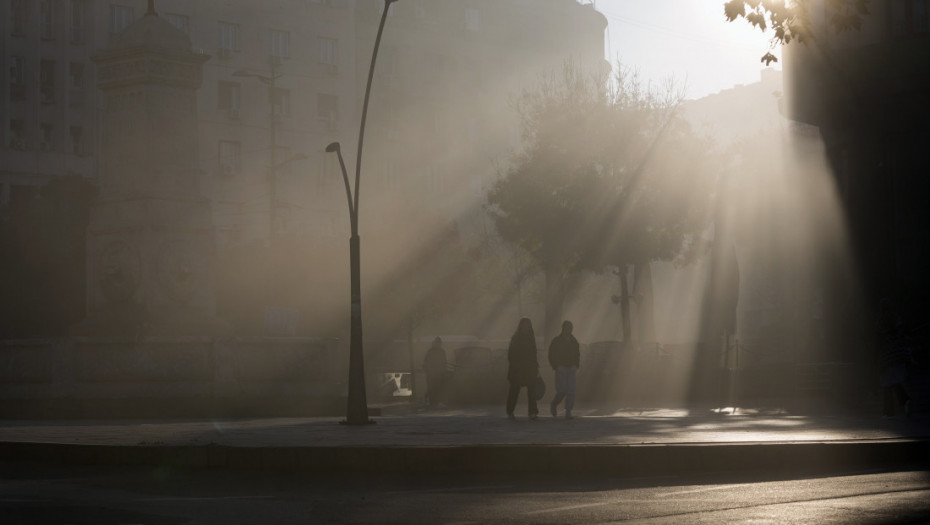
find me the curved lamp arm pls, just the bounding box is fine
[326,142,354,229]
[354,0,398,224]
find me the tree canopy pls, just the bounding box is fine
[487,61,716,340]
[724,0,871,64]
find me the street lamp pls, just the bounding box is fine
[328,0,398,426]
[233,66,283,240]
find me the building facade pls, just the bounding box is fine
[783,0,930,356]
[2,0,605,245]
[1,0,359,244]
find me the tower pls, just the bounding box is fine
[74,3,227,336]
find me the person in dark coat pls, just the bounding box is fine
[424,336,448,407]
[506,317,539,420]
[548,320,580,419]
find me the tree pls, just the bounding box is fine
[723,0,870,64]
[487,61,715,343]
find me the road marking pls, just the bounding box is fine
[609,474,679,483]
[386,484,513,495]
[525,502,611,515]
[658,483,754,497]
[140,496,276,502]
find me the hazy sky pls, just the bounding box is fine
[595,0,781,100]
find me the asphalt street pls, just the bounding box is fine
[3,460,930,524]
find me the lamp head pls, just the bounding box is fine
[325,142,341,153]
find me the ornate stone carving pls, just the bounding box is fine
[98,240,141,305]
[156,239,204,304]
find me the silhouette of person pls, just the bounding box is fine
[424,336,448,407]
[878,298,912,418]
[548,320,580,419]
[506,318,539,420]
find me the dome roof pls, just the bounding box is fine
[111,12,191,53]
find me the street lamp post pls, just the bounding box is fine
[233,63,282,240]
[328,0,398,426]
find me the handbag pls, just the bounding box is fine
[535,375,546,400]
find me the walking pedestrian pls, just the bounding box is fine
[548,320,580,419]
[424,337,448,407]
[506,318,539,420]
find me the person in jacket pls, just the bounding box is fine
[424,336,448,407]
[506,318,539,420]
[548,320,580,419]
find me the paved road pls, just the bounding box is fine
[3,460,930,524]
[2,406,926,447]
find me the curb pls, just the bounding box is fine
[2,439,928,476]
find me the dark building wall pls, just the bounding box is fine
[783,0,930,354]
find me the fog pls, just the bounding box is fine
[0,0,867,411]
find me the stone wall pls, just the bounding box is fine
[0,336,342,418]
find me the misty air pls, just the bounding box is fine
[1,1,929,523]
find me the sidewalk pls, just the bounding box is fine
[2,405,928,476]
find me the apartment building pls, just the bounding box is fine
[1,0,358,244]
[0,0,100,204]
[2,0,605,244]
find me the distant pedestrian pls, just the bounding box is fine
[878,298,912,418]
[424,337,448,407]
[548,320,580,419]
[506,318,539,420]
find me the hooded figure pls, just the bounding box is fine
[506,318,539,419]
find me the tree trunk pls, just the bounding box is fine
[544,266,565,347]
[406,316,417,402]
[619,264,632,348]
[633,261,656,343]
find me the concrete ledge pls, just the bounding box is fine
[2,439,927,476]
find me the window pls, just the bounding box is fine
[70,126,83,155]
[892,0,909,35]
[217,81,240,110]
[110,5,134,34]
[272,88,290,116]
[10,120,26,149]
[70,0,86,43]
[891,0,930,35]
[916,0,929,33]
[380,46,396,75]
[40,0,54,40]
[317,93,339,120]
[40,60,55,104]
[165,13,189,35]
[219,140,241,176]
[40,124,54,150]
[426,166,443,194]
[11,0,27,36]
[269,30,290,58]
[318,154,336,190]
[465,7,481,31]
[10,56,25,86]
[219,22,240,51]
[69,63,84,89]
[10,57,25,101]
[318,37,337,65]
[467,117,479,142]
